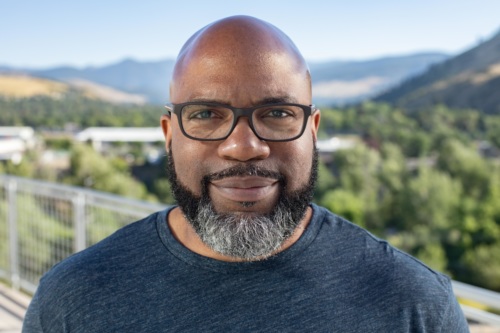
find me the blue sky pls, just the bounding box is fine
[2,0,500,68]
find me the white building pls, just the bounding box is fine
[0,127,35,163]
[75,127,164,151]
[316,137,357,153]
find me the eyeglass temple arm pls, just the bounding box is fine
[164,105,173,115]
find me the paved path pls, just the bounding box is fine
[0,284,30,333]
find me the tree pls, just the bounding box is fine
[462,243,500,291]
[64,143,153,200]
[320,189,365,226]
[436,139,490,199]
[314,159,336,201]
[330,145,381,230]
[392,166,461,231]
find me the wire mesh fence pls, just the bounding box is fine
[0,175,167,294]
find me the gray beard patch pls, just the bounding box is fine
[194,195,297,260]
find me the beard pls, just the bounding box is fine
[166,145,318,261]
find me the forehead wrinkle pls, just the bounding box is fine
[174,42,305,86]
[176,76,302,105]
[171,54,309,104]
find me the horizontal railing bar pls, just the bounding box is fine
[0,175,167,212]
[453,281,500,310]
[85,195,166,213]
[85,202,163,219]
[18,280,37,296]
[15,186,75,201]
[460,304,500,327]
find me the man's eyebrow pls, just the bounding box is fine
[187,98,229,104]
[256,96,298,105]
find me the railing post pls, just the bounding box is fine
[73,192,86,252]
[7,178,20,290]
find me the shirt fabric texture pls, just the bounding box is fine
[23,204,469,332]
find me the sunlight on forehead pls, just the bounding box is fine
[171,51,311,105]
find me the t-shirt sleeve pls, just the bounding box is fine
[439,285,470,333]
[22,291,43,333]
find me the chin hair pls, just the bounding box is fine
[166,145,318,260]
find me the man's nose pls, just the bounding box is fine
[217,117,270,161]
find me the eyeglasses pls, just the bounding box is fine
[165,102,315,142]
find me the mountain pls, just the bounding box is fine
[375,29,500,114]
[0,74,147,104]
[1,53,447,106]
[32,58,174,104]
[0,75,67,98]
[309,53,448,105]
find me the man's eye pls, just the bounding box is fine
[264,109,293,118]
[190,110,215,119]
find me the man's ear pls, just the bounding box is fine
[160,113,172,153]
[310,109,321,142]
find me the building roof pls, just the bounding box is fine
[316,137,357,152]
[0,127,34,140]
[75,127,164,142]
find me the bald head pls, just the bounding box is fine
[170,15,311,103]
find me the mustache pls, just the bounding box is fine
[203,164,284,183]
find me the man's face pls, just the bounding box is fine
[162,44,320,260]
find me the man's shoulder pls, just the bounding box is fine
[310,205,466,330]
[36,210,163,295]
[24,209,178,331]
[313,204,453,296]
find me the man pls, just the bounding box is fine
[23,16,469,332]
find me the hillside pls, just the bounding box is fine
[375,29,500,114]
[0,75,67,98]
[0,74,147,104]
[1,53,447,106]
[32,58,174,104]
[309,53,448,105]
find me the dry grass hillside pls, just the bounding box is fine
[0,74,147,104]
[0,75,67,98]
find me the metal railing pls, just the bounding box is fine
[1,174,499,327]
[453,281,500,327]
[0,175,167,294]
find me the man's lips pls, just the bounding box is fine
[209,176,279,202]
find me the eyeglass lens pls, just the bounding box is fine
[180,104,306,140]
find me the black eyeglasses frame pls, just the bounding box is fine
[165,102,316,142]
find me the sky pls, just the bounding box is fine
[2,0,500,68]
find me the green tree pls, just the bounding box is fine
[2,157,35,178]
[415,243,448,273]
[392,167,461,231]
[462,243,500,291]
[153,178,175,204]
[317,108,344,139]
[320,189,365,226]
[314,159,336,201]
[331,145,381,230]
[64,143,152,200]
[436,139,490,199]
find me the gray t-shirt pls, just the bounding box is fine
[23,204,469,332]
